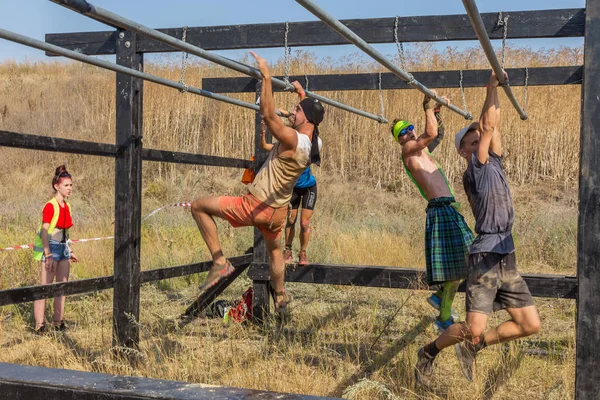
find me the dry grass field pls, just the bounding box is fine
[0,44,581,399]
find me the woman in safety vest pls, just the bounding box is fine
[32,165,78,334]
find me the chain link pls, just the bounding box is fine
[378,72,385,119]
[394,16,407,71]
[283,21,292,87]
[459,70,468,112]
[304,74,309,91]
[523,67,529,112]
[178,26,189,93]
[496,12,509,68]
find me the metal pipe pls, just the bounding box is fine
[295,0,473,120]
[50,0,387,123]
[461,0,528,120]
[0,28,266,113]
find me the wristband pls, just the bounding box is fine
[45,253,53,258]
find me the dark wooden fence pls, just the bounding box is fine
[0,5,595,398]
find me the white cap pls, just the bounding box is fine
[455,122,479,153]
[455,126,470,153]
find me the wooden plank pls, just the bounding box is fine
[247,263,577,299]
[142,148,251,169]
[0,255,252,306]
[141,254,252,284]
[576,0,600,398]
[0,276,113,306]
[202,66,583,93]
[183,263,251,318]
[0,130,117,156]
[0,362,333,400]
[113,30,143,350]
[45,8,585,55]
[251,83,271,323]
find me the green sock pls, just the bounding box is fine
[439,280,460,322]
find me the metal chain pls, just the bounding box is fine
[283,21,292,87]
[178,26,189,93]
[496,12,509,68]
[378,72,385,119]
[523,67,529,112]
[305,74,309,91]
[459,70,468,112]
[394,16,407,71]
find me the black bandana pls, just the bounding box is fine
[299,98,325,166]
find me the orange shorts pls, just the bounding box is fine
[219,193,287,241]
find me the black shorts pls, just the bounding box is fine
[290,184,317,211]
[466,252,534,315]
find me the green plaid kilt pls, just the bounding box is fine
[425,197,474,284]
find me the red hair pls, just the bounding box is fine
[52,165,71,191]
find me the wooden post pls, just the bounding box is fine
[251,83,271,323]
[113,30,143,351]
[576,0,600,398]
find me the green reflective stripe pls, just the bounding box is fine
[402,149,456,201]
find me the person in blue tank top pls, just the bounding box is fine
[261,122,322,266]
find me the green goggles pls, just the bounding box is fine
[392,120,414,141]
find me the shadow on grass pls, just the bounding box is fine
[329,315,434,398]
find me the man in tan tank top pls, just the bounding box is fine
[391,91,474,333]
[191,51,324,316]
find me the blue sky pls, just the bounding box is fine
[0,0,585,64]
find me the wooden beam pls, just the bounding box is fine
[0,130,117,156]
[0,255,253,307]
[113,30,143,350]
[576,0,600,398]
[0,362,333,400]
[202,66,583,93]
[183,262,252,318]
[247,263,577,299]
[45,8,585,56]
[142,148,251,169]
[251,83,271,324]
[142,254,252,284]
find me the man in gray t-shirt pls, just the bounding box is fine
[414,71,541,387]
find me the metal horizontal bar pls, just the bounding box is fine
[295,0,472,120]
[0,255,252,306]
[202,66,583,93]
[0,130,117,156]
[49,0,386,123]
[142,148,252,169]
[0,28,262,113]
[462,0,528,120]
[248,263,577,299]
[45,9,585,55]
[0,363,332,400]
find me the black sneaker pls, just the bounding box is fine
[54,321,67,331]
[454,341,476,381]
[415,346,435,386]
[34,324,47,336]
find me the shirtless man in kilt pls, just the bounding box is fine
[391,91,474,332]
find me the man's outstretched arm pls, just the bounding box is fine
[477,71,503,164]
[250,51,297,152]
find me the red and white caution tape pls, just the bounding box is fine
[1,202,192,252]
[0,236,115,252]
[142,202,191,222]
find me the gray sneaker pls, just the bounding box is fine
[415,346,435,387]
[454,342,476,381]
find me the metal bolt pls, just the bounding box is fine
[125,41,131,48]
[118,32,125,39]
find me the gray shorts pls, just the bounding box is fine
[466,252,534,315]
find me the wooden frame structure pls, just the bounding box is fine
[0,2,597,398]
